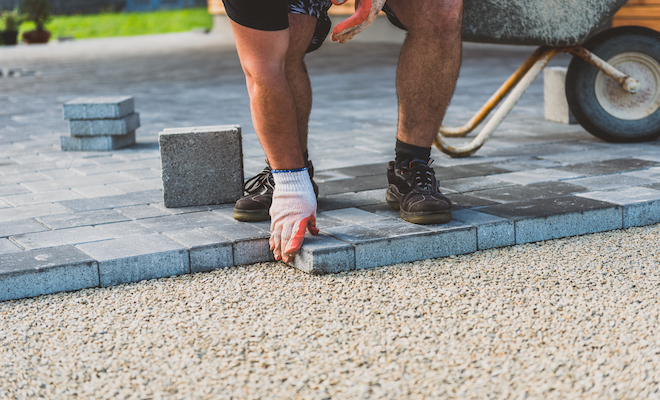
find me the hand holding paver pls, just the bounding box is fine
[331,0,387,43]
[269,169,319,263]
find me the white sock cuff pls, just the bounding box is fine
[272,168,313,193]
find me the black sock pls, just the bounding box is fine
[395,139,431,164]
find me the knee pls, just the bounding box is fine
[242,58,287,89]
[405,0,463,39]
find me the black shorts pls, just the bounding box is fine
[222,0,404,53]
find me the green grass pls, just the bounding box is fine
[19,8,212,40]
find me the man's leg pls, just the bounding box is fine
[285,13,317,154]
[386,0,463,147]
[383,0,463,224]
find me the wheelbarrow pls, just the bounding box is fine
[436,0,660,157]
[332,0,660,157]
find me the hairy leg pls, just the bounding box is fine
[385,0,463,148]
[230,21,305,170]
[285,13,317,154]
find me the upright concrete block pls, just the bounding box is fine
[544,67,577,124]
[63,96,135,120]
[159,125,243,208]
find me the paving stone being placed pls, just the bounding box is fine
[10,226,114,251]
[576,187,660,228]
[159,125,243,208]
[478,196,622,244]
[69,113,140,136]
[76,234,189,287]
[60,131,136,152]
[63,96,135,120]
[0,246,99,302]
[163,228,233,273]
[291,234,356,274]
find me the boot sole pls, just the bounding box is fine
[233,208,270,222]
[386,188,452,225]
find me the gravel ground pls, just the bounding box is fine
[2,224,660,399]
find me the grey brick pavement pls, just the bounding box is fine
[1,32,659,301]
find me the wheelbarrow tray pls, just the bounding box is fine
[463,0,628,46]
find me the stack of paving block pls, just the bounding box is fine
[61,96,140,151]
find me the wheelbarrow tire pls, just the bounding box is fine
[566,26,660,143]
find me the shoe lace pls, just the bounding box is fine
[409,159,436,192]
[243,166,274,195]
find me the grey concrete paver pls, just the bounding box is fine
[0,32,659,299]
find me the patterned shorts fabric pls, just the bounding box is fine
[291,0,405,53]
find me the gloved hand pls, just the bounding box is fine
[269,168,319,263]
[331,0,387,43]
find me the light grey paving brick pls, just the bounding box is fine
[94,221,157,238]
[0,246,99,302]
[206,222,273,265]
[115,204,170,220]
[118,168,161,180]
[451,209,515,250]
[70,159,159,176]
[291,234,355,274]
[0,218,48,238]
[76,234,189,287]
[493,169,584,185]
[0,172,51,185]
[21,173,131,193]
[321,207,389,224]
[39,168,84,179]
[159,125,243,208]
[2,189,84,206]
[0,184,31,196]
[514,208,622,244]
[163,228,233,272]
[11,226,113,251]
[627,167,660,181]
[0,199,8,209]
[323,220,476,270]
[63,96,135,120]
[59,190,163,212]
[71,185,124,198]
[69,113,140,136]
[60,131,136,152]
[0,203,70,222]
[0,238,22,254]
[108,178,163,194]
[136,211,233,233]
[36,209,130,230]
[566,173,654,191]
[576,187,660,228]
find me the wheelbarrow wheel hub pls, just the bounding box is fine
[595,52,660,121]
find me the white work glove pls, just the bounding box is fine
[331,0,387,43]
[269,168,319,263]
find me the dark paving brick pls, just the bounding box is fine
[317,174,388,196]
[326,162,388,178]
[483,141,597,158]
[469,181,589,203]
[552,158,660,177]
[435,163,512,180]
[445,193,499,209]
[60,190,163,212]
[317,192,384,211]
[477,195,618,220]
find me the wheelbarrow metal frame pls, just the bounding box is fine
[435,45,641,158]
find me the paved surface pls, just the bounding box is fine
[1,32,660,299]
[3,224,660,398]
